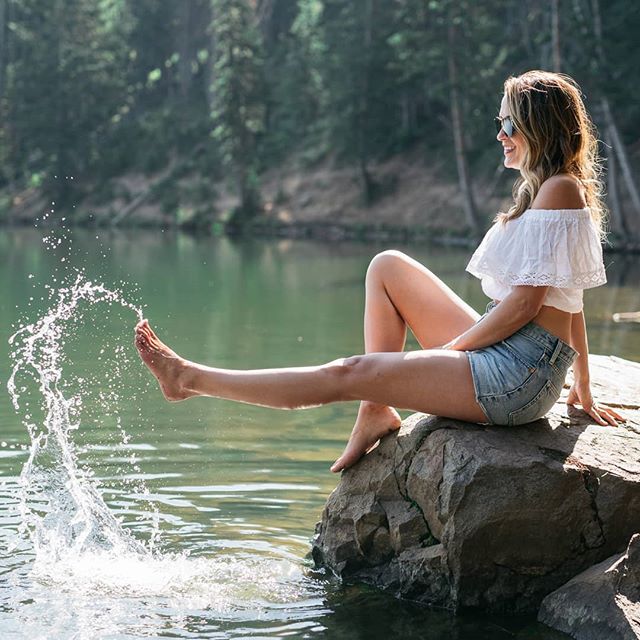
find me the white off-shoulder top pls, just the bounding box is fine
[465,208,606,313]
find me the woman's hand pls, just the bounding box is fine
[566,379,626,426]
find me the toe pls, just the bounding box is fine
[140,324,154,340]
[330,448,357,473]
[135,333,149,350]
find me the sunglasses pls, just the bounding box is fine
[494,115,516,137]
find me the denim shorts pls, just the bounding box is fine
[466,301,578,426]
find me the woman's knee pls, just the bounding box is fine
[366,250,410,283]
[324,354,372,401]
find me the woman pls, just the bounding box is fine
[135,70,624,473]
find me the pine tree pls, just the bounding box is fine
[209,0,265,223]
[5,0,131,206]
[318,0,400,203]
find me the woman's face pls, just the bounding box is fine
[497,95,525,170]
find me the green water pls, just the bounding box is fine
[1,227,638,639]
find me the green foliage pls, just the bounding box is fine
[0,0,638,221]
[208,0,265,221]
[319,0,401,162]
[4,0,133,205]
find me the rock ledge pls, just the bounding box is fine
[312,355,640,614]
[539,533,640,639]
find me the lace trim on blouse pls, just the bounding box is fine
[465,208,607,290]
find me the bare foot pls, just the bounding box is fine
[330,403,402,473]
[134,319,195,401]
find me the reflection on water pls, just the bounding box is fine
[2,227,637,640]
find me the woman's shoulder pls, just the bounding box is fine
[529,174,587,210]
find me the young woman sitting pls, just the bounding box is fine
[135,70,624,474]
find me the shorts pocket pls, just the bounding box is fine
[501,333,546,371]
[548,354,572,383]
[507,379,560,427]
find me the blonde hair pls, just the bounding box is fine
[497,70,606,239]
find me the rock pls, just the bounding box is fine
[312,355,640,612]
[538,533,640,639]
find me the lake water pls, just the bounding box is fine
[1,227,638,640]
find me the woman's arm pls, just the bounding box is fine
[569,311,590,382]
[566,310,625,425]
[444,285,549,351]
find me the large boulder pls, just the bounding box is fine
[312,355,640,613]
[538,533,640,639]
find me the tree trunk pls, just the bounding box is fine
[521,2,535,59]
[0,0,6,102]
[590,0,640,229]
[447,20,480,234]
[3,0,16,193]
[256,0,275,44]
[591,0,605,64]
[111,160,178,226]
[52,0,71,205]
[604,122,626,237]
[601,97,640,219]
[550,0,561,71]
[358,151,374,206]
[176,2,192,102]
[357,0,374,205]
[236,105,260,221]
[206,2,216,115]
[485,162,506,201]
[400,91,410,137]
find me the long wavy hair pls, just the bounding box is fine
[497,70,606,239]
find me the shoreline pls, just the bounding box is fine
[2,218,639,253]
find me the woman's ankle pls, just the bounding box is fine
[178,360,200,395]
[359,400,393,414]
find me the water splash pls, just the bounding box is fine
[5,270,318,616]
[8,273,148,562]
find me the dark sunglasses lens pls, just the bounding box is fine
[495,116,515,137]
[503,117,514,137]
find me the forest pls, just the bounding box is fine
[1,0,639,243]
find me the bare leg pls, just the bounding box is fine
[135,250,484,471]
[135,321,486,420]
[332,250,481,471]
